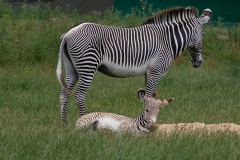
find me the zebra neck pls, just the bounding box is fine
[135,113,150,129]
[168,21,192,58]
[142,7,198,26]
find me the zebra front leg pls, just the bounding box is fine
[145,69,163,97]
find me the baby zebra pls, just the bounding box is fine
[75,88,173,134]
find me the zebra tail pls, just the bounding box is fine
[56,37,71,94]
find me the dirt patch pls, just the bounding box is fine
[157,122,240,135]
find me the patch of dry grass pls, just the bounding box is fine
[157,122,240,135]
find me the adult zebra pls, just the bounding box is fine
[57,7,212,123]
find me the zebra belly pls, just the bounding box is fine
[96,117,122,130]
[98,61,148,78]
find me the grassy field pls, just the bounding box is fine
[0,2,240,159]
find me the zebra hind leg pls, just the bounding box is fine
[81,120,99,132]
[60,88,70,124]
[75,79,92,116]
[74,49,100,116]
[60,66,78,123]
[60,77,78,123]
[91,120,99,131]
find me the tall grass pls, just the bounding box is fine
[0,2,240,159]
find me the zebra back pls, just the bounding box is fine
[76,112,131,131]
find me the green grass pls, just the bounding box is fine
[1,62,240,159]
[0,2,240,159]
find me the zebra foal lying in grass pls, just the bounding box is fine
[76,89,173,134]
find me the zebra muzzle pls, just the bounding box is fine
[191,59,202,68]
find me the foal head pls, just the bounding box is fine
[137,88,173,128]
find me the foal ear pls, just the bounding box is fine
[159,98,174,107]
[137,88,146,102]
[201,8,212,24]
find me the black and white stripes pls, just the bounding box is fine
[56,7,212,123]
[75,89,173,134]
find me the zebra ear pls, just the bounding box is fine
[152,92,158,99]
[138,88,146,102]
[201,8,212,24]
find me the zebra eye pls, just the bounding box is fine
[146,109,149,112]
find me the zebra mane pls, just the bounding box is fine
[142,7,199,25]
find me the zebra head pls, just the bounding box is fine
[137,88,173,128]
[187,8,212,68]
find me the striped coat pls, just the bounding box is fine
[76,89,173,134]
[57,7,211,123]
